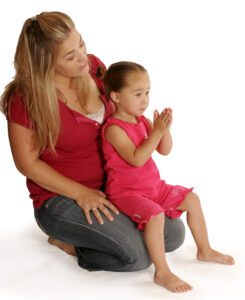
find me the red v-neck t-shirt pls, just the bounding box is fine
[7,54,114,208]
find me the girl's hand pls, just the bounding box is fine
[75,188,119,225]
[153,108,173,135]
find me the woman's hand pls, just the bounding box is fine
[153,108,173,135]
[75,188,119,225]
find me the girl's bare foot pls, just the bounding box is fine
[154,271,193,293]
[197,248,235,265]
[48,237,76,256]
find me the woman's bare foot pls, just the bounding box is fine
[48,237,76,256]
[154,271,193,293]
[197,248,235,265]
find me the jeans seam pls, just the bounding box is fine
[43,196,144,261]
[43,208,132,260]
[104,223,141,262]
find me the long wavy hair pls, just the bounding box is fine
[1,11,89,154]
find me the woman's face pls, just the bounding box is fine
[54,28,89,79]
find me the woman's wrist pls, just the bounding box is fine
[71,184,90,202]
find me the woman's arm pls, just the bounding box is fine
[8,122,119,224]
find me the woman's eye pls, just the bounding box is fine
[66,56,74,61]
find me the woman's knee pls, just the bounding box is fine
[112,214,152,270]
[122,246,151,271]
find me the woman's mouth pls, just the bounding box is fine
[79,61,88,70]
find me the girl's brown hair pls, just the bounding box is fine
[97,61,147,99]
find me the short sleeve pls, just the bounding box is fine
[88,54,106,73]
[7,94,31,128]
[88,54,107,96]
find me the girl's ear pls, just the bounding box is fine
[110,91,120,103]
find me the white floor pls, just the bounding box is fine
[1,217,244,300]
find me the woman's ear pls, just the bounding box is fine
[110,91,120,103]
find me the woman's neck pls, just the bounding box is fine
[54,72,93,88]
[54,74,74,90]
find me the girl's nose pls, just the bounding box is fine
[142,96,149,105]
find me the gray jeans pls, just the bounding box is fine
[34,195,185,271]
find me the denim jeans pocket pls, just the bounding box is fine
[34,195,64,235]
[43,195,65,211]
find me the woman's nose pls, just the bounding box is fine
[77,50,87,62]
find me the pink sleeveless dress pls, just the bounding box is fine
[102,116,193,230]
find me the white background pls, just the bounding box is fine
[0,1,245,299]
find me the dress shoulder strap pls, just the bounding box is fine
[102,116,150,141]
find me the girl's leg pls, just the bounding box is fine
[177,192,234,264]
[144,213,192,293]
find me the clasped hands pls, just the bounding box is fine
[153,107,173,134]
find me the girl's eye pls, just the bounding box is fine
[136,93,141,97]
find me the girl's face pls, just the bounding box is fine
[54,28,89,79]
[112,71,150,117]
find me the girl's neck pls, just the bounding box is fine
[113,111,138,124]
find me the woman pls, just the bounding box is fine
[0,11,185,271]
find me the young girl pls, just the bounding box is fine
[100,61,235,293]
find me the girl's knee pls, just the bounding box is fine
[187,192,201,208]
[179,192,200,211]
[149,212,165,224]
[188,191,199,200]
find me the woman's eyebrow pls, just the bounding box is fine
[63,49,75,58]
[63,35,83,58]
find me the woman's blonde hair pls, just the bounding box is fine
[1,11,87,154]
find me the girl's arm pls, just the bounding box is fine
[8,122,119,224]
[147,109,173,155]
[104,111,170,167]
[157,130,172,154]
